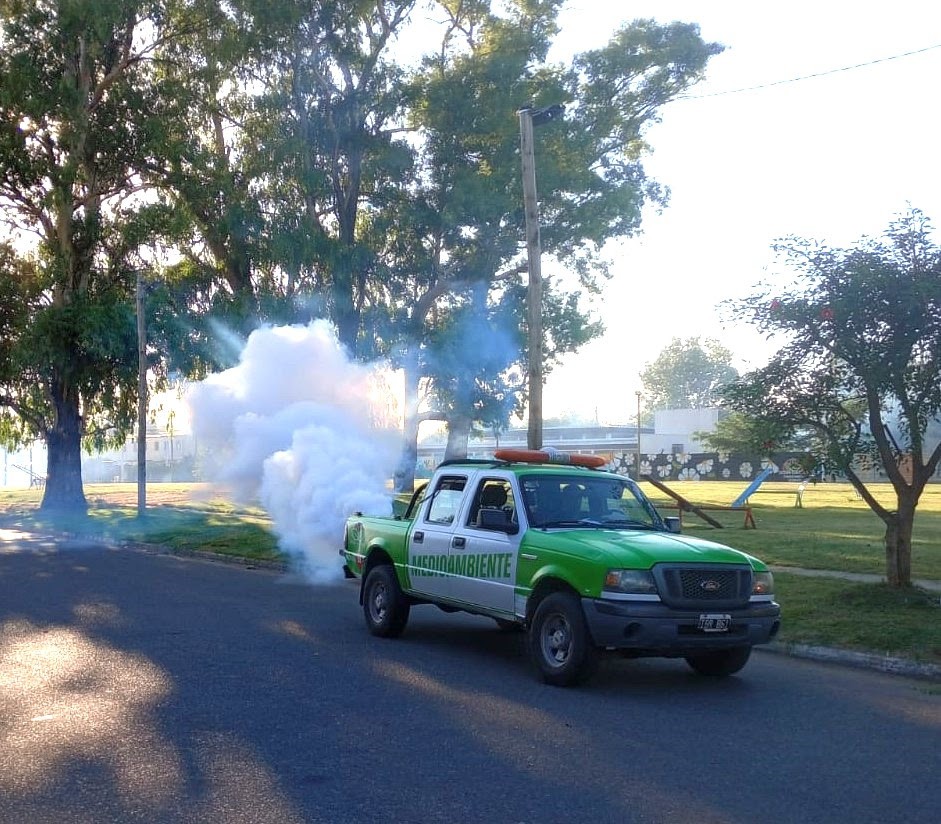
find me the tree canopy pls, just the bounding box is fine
[640,337,738,413]
[0,0,724,509]
[722,209,941,587]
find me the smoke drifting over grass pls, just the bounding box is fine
[187,321,399,582]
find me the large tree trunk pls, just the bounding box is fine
[40,381,87,514]
[883,493,915,587]
[444,413,472,461]
[393,352,422,493]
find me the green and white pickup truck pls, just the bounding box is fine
[341,453,781,686]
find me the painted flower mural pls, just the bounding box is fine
[696,459,714,475]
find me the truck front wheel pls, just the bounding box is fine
[685,645,752,676]
[529,592,598,686]
[363,564,410,638]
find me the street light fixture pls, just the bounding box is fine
[518,103,564,451]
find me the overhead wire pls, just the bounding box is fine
[679,42,941,99]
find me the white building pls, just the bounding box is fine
[416,408,721,471]
[82,426,198,483]
[1,427,198,488]
[0,443,48,488]
[643,408,722,455]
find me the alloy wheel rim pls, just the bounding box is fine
[541,612,572,666]
[371,582,388,622]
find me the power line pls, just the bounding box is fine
[680,42,941,100]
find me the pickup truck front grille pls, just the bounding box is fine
[653,564,752,610]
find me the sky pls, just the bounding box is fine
[535,0,941,424]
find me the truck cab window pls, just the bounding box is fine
[426,475,467,525]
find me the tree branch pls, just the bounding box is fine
[0,394,49,437]
[867,386,908,490]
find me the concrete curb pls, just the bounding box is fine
[133,541,290,572]
[760,641,941,682]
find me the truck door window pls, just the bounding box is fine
[425,475,467,525]
[467,479,515,528]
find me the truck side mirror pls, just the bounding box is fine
[663,516,682,534]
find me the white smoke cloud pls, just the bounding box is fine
[187,321,399,582]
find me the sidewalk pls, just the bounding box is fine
[771,564,941,593]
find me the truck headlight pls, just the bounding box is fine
[751,571,774,599]
[604,569,659,595]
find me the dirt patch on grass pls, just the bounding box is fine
[84,484,215,509]
[0,483,223,516]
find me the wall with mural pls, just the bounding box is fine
[604,452,812,482]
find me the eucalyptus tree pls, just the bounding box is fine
[0,0,202,512]
[384,1,722,483]
[251,0,418,352]
[144,0,263,322]
[723,210,941,587]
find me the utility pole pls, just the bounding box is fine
[635,390,643,478]
[136,270,147,517]
[518,103,563,450]
[167,410,175,483]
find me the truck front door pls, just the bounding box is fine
[450,476,521,616]
[406,473,467,601]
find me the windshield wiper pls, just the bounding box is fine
[597,518,657,530]
[535,518,653,530]
[535,519,593,529]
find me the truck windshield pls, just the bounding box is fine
[520,474,662,530]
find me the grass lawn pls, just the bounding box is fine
[0,484,282,562]
[775,573,941,664]
[1,480,939,665]
[640,480,941,581]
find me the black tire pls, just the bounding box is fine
[363,564,410,638]
[528,592,598,686]
[494,618,525,633]
[685,645,752,676]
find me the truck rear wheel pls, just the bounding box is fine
[529,592,598,686]
[685,645,752,676]
[363,564,410,638]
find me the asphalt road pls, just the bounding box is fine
[1,531,939,824]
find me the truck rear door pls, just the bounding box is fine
[406,472,469,601]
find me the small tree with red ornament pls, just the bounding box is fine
[723,209,941,587]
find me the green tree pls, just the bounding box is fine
[251,0,417,353]
[422,286,523,460]
[138,0,321,369]
[0,0,193,512]
[723,209,941,587]
[695,411,810,460]
[145,0,266,333]
[385,3,722,484]
[641,337,738,412]
[408,276,600,458]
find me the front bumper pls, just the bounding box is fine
[581,597,781,653]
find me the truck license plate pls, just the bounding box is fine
[698,613,732,632]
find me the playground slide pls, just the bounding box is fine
[730,465,775,509]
